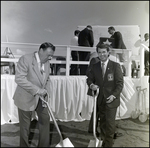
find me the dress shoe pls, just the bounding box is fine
[96,131,100,137]
[102,141,105,147]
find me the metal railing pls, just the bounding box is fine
[1,42,145,77]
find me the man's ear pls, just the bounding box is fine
[108,51,111,57]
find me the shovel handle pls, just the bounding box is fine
[140,88,147,114]
[136,86,141,111]
[92,88,99,139]
[40,94,63,141]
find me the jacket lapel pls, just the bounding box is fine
[43,61,50,86]
[32,54,44,86]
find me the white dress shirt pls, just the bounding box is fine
[35,52,45,74]
[70,36,78,46]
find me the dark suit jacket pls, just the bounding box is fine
[111,31,126,49]
[78,28,94,47]
[86,57,100,96]
[87,60,123,108]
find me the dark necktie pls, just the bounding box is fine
[102,62,105,78]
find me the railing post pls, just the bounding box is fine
[139,46,145,78]
[126,50,132,77]
[66,46,71,76]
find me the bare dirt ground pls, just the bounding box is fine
[1,118,149,147]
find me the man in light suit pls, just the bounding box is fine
[87,43,123,147]
[13,42,55,147]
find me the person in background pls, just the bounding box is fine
[13,42,55,147]
[70,29,80,75]
[108,26,126,62]
[70,30,80,46]
[87,43,123,147]
[142,33,149,76]
[78,25,94,75]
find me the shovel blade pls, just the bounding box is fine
[131,111,140,119]
[55,138,74,147]
[88,138,102,147]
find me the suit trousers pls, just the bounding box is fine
[98,98,117,147]
[18,99,50,147]
[78,51,90,75]
[70,51,79,75]
[144,50,149,76]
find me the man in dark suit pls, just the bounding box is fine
[86,55,124,139]
[142,33,149,76]
[78,25,94,75]
[87,43,124,147]
[108,26,126,62]
[13,42,55,147]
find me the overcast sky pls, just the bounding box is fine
[1,1,149,45]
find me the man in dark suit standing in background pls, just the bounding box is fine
[87,43,123,147]
[78,25,94,75]
[108,26,126,62]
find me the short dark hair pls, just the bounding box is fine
[96,43,110,52]
[144,33,149,38]
[39,42,55,51]
[74,30,80,36]
[87,25,92,29]
[108,26,115,31]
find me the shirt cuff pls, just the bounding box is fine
[112,95,116,99]
[90,83,94,89]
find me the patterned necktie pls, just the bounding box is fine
[40,63,45,79]
[40,63,44,74]
[102,62,105,78]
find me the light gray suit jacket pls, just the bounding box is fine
[13,52,51,111]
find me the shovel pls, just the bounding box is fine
[131,86,141,119]
[139,88,148,123]
[40,94,74,147]
[88,88,102,147]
